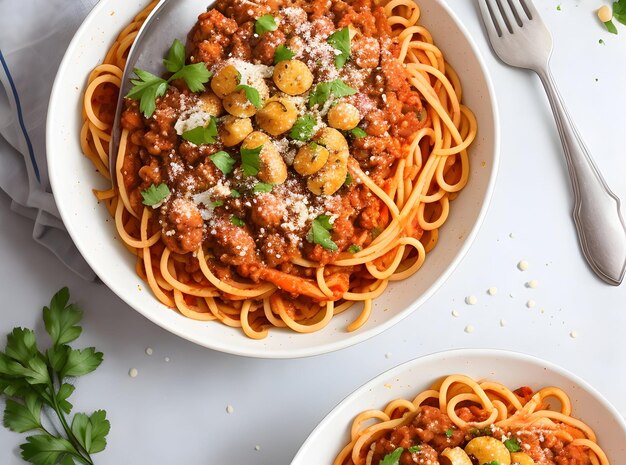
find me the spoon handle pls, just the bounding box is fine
[537,66,626,285]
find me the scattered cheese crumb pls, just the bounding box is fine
[487,287,497,296]
[570,330,579,338]
[509,233,515,239]
[526,299,536,308]
[451,309,460,317]
[145,347,153,356]
[526,279,539,289]
[254,445,261,451]
[465,295,478,305]
[517,260,529,271]
[384,352,392,359]
[500,319,507,327]
[128,368,138,378]
[464,324,475,333]
[226,405,235,414]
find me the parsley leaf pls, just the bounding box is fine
[126,39,211,117]
[347,244,361,253]
[253,182,273,193]
[230,189,241,198]
[141,183,170,207]
[308,79,357,107]
[211,200,224,207]
[235,84,263,108]
[274,44,296,64]
[380,447,404,465]
[231,216,246,227]
[182,116,218,145]
[445,427,454,438]
[210,150,236,176]
[163,38,185,73]
[614,0,626,25]
[3,395,42,433]
[327,27,351,68]
[126,69,168,118]
[71,410,110,454]
[504,437,522,452]
[240,145,263,176]
[290,115,317,141]
[483,462,501,465]
[1,288,110,465]
[255,14,278,34]
[350,127,367,138]
[306,215,338,251]
[604,19,618,34]
[408,445,421,453]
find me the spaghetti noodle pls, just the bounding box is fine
[81,0,476,338]
[334,374,609,465]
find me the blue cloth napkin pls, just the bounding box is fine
[0,0,100,280]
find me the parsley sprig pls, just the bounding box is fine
[306,215,338,251]
[380,447,404,465]
[141,183,170,207]
[182,116,218,146]
[240,145,263,176]
[126,39,212,118]
[0,288,109,465]
[327,27,351,68]
[308,79,357,108]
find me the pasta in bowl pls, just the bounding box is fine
[291,350,626,464]
[48,0,497,357]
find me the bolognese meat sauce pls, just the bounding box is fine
[120,0,428,297]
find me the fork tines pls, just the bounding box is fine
[483,0,538,36]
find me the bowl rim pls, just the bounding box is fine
[290,347,626,463]
[46,0,501,358]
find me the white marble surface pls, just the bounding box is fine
[1,0,626,464]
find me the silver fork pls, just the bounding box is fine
[478,0,626,285]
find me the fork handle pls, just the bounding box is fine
[536,67,626,285]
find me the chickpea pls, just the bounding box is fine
[210,65,240,98]
[272,60,314,95]
[219,116,253,147]
[315,127,349,154]
[242,131,288,185]
[327,102,361,131]
[223,89,258,118]
[293,143,329,176]
[510,453,535,465]
[255,97,298,136]
[597,5,612,22]
[307,159,347,196]
[464,437,511,465]
[440,448,473,465]
[197,91,224,116]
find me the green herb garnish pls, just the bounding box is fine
[240,145,263,176]
[308,79,357,107]
[209,150,236,176]
[350,127,367,138]
[483,462,501,465]
[141,183,170,206]
[274,44,296,64]
[235,84,263,108]
[347,244,361,253]
[344,173,353,187]
[327,27,351,68]
[253,182,273,193]
[604,19,618,34]
[306,215,338,251]
[182,116,218,145]
[407,445,421,453]
[0,288,109,465]
[445,427,454,438]
[290,115,317,141]
[230,216,245,227]
[255,14,277,35]
[504,437,521,452]
[127,39,211,117]
[614,0,626,25]
[211,200,224,207]
[230,189,241,198]
[380,447,403,465]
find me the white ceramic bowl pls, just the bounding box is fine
[291,349,626,464]
[47,0,499,358]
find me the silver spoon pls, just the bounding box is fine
[109,0,212,181]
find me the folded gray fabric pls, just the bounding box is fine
[0,0,100,281]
